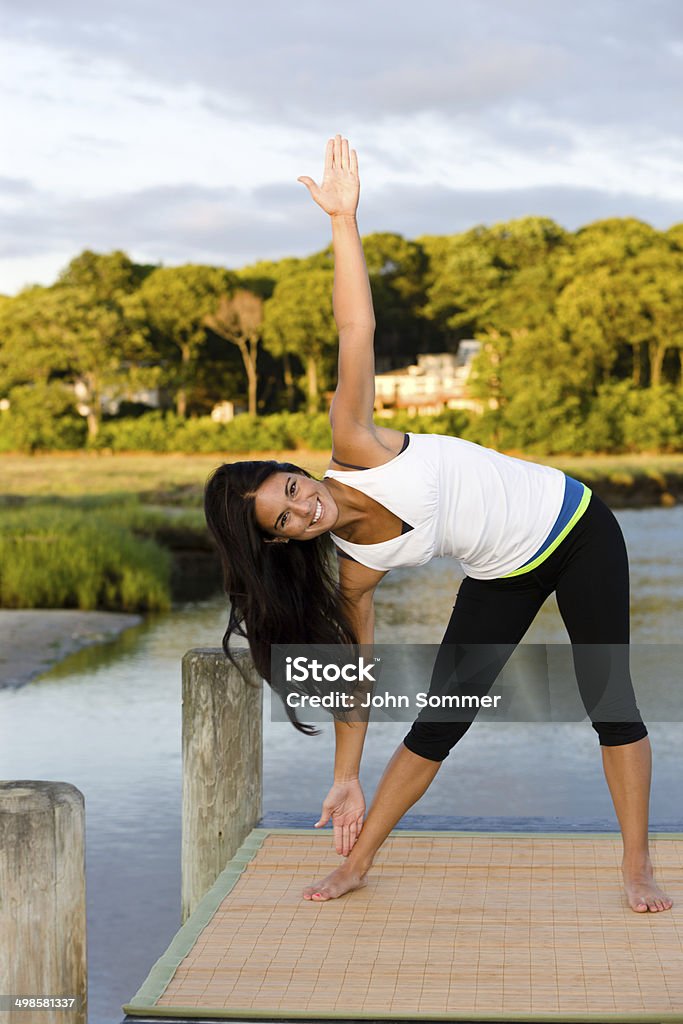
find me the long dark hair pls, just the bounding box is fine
[204,459,359,734]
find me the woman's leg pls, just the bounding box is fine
[304,574,549,900]
[551,496,672,912]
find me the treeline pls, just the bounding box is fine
[1,215,682,455]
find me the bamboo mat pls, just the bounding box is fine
[123,829,683,1022]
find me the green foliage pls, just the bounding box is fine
[0,253,159,441]
[93,410,181,451]
[86,409,475,453]
[58,249,153,295]
[0,382,87,452]
[620,385,683,452]
[420,216,569,337]
[0,502,171,611]
[461,382,683,456]
[2,219,683,458]
[90,411,329,453]
[127,263,234,416]
[261,266,337,412]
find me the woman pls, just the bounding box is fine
[205,135,672,913]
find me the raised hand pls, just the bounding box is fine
[314,778,365,856]
[298,134,360,218]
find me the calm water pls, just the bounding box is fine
[1,506,682,1023]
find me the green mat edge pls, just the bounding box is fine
[120,1009,683,1023]
[122,827,683,1023]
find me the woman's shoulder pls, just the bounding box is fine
[326,423,407,473]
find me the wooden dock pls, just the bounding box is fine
[121,821,683,1024]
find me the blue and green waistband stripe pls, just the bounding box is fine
[503,475,592,578]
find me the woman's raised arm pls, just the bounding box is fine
[298,135,377,433]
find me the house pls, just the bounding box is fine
[374,341,484,416]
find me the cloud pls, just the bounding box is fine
[0,177,39,197]
[1,0,682,135]
[0,176,680,289]
[1,0,682,291]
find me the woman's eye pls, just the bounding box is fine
[291,480,297,495]
[282,513,289,527]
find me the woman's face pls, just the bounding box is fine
[253,472,339,541]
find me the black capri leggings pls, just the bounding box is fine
[403,492,648,762]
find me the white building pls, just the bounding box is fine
[374,341,484,416]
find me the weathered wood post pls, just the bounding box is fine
[0,781,87,1024]
[181,647,263,922]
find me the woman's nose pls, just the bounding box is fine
[291,494,312,516]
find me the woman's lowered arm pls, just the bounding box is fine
[315,559,386,857]
[332,583,377,783]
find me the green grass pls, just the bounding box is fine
[0,500,179,611]
[2,449,682,504]
[0,450,332,506]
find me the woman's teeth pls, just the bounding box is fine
[311,498,323,525]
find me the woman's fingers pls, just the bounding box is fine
[318,135,357,182]
[324,138,334,174]
[331,818,360,856]
[333,822,345,855]
[342,817,364,857]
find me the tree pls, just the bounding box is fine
[421,217,568,340]
[554,225,680,387]
[628,245,683,386]
[262,267,337,414]
[58,249,154,296]
[0,251,154,441]
[129,265,233,417]
[204,290,263,415]
[421,225,503,336]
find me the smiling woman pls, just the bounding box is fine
[203,135,672,915]
[203,455,360,733]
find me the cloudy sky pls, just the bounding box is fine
[1,0,682,294]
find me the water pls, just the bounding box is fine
[1,506,682,1023]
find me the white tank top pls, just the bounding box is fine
[324,432,566,580]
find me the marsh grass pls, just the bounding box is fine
[0,499,179,611]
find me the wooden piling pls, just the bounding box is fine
[181,647,262,922]
[0,781,87,1024]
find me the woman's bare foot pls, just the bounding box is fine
[303,862,369,902]
[622,860,673,912]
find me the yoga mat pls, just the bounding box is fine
[122,828,683,1022]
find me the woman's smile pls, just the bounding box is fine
[311,497,324,526]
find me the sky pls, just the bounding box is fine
[1,0,682,295]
